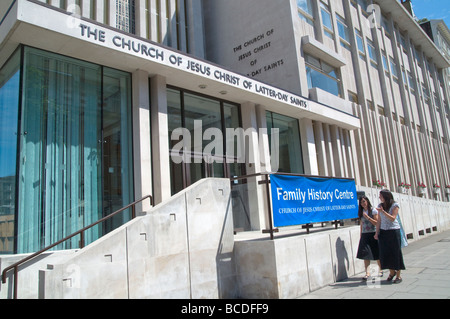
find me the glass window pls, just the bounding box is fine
[381,15,390,36]
[184,93,222,154]
[305,54,342,97]
[167,88,184,195]
[408,71,416,91]
[266,112,303,174]
[0,49,20,254]
[223,102,242,179]
[400,34,407,51]
[348,91,359,104]
[402,68,407,85]
[320,2,334,39]
[15,47,133,253]
[297,0,314,26]
[367,39,377,66]
[382,53,389,73]
[355,29,365,55]
[337,15,351,49]
[101,68,134,232]
[357,0,369,14]
[298,0,313,15]
[116,0,136,34]
[390,58,398,79]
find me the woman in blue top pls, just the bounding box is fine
[375,189,405,283]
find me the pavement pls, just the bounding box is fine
[298,230,450,299]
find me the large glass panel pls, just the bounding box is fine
[223,103,243,178]
[0,49,20,254]
[102,68,134,232]
[320,2,334,39]
[167,88,184,195]
[18,48,102,253]
[184,93,222,184]
[168,88,243,195]
[355,30,365,54]
[306,66,340,97]
[297,0,313,15]
[267,111,303,174]
[184,93,222,155]
[16,48,133,253]
[305,54,341,97]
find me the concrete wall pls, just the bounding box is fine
[1,178,236,299]
[39,178,236,299]
[203,0,302,95]
[235,186,450,299]
[235,226,363,298]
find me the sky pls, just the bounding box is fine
[411,0,450,28]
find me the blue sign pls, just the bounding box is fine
[270,175,358,227]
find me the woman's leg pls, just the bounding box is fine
[377,260,382,276]
[363,260,371,279]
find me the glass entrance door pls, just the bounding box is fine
[167,88,243,195]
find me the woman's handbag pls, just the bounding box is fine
[397,214,408,248]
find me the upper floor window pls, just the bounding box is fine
[355,29,365,58]
[116,0,136,34]
[382,52,389,74]
[320,1,334,39]
[367,39,378,68]
[390,58,399,80]
[351,0,369,16]
[337,15,351,49]
[298,0,314,26]
[408,71,416,92]
[381,15,391,37]
[305,54,342,97]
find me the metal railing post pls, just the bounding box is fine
[260,173,278,240]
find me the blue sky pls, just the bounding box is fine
[411,0,450,28]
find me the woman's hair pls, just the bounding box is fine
[358,196,373,219]
[379,189,395,212]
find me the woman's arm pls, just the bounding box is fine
[363,211,378,226]
[374,209,381,240]
[380,206,398,222]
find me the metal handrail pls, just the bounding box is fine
[1,194,154,299]
[230,171,355,182]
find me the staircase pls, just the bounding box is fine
[0,178,237,299]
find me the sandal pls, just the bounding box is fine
[362,274,370,281]
[393,277,403,284]
[387,271,397,281]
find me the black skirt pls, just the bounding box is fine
[378,229,406,270]
[357,232,380,260]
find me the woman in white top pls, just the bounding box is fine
[375,189,405,283]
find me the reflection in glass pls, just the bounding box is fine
[0,50,20,254]
[14,47,133,253]
[267,111,304,174]
[167,88,243,195]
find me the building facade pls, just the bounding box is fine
[421,19,450,112]
[204,0,450,198]
[0,0,448,255]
